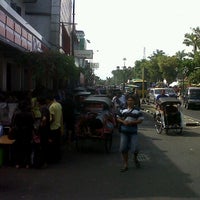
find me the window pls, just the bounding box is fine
[10,3,22,16]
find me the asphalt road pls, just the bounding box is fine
[0,111,200,200]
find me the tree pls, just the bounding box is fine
[183,27,200,56]
[175,50,187,61]
[188,69,200,84]
[157,55,179,84]
[16,51,79,90]
[147,50,166,83]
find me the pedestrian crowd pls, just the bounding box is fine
[5,89,71,169]
[1,86,144,173]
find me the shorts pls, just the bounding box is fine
[119,132,139,153]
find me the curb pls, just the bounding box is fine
[141,106,200,127]
[185,122,200,126]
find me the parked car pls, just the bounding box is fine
[183,87,200,109]
[148,88,177,104]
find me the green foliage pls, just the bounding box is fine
[15,51,79,89]
[111,67,133,85]
[188,69,200,84]
[183,27,200,54]
[109,27,200,86]
[16,26,200,87]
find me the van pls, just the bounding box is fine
[183,87,200,109]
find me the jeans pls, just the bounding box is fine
[119,132,139,153]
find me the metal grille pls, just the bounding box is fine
[130,153,150,162]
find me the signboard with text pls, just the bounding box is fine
[74,50,93,59]
[90,63,99,69]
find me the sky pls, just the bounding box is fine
[75,0,200,80]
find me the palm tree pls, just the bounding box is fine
[175,50,187,60]
[183,27,200,55]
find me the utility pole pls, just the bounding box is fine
[71,0,75,57]
[142,47,146,103]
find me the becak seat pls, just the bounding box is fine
[165,105,181,125]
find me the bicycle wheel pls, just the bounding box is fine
[155,116,163,134]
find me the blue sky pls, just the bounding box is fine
[75,0,200,79]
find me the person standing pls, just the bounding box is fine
[11,99,35,169]
[32,97,50,168]
[112,92,123,112]
[133,89,141,108]
[117,95,144,172]
[61,93,75,145]
[47,94,63,163]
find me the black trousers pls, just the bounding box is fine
[48,128,61,163]
[13,142,32,166]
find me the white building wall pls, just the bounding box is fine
[24,0,52,45]
[60,0,72,36]
[0,0,73,91]
[24,0,72,50]
[4,0,26,18]
[50,0,61,50]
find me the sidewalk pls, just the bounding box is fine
[141,102,200,126]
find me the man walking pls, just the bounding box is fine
[117,95,144,172]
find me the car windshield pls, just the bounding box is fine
[190,90,200,99]
[155,88,175,95]
[166,89,175,94]
[155,90,162,94]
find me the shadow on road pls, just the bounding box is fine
[0,113,199,200]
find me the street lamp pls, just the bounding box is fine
[123,57,127,66]
[142,64,145,102]
[122,58,127,91]
[116,59,131,92]
[72,0,76,56]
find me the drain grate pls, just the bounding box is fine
[138,153,150,161]
[129,153,150,162]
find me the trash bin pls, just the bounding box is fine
[0,147,4,167]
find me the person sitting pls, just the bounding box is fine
[154,89,168,125]
[156,89,168,101]
[156,89,168,110]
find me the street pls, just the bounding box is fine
[0,111,200,200]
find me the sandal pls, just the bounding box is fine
[120,166,128,172]
[134,159,141,168]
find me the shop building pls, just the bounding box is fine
[0,0,73,91]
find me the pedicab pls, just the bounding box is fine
[154,97,183,134]
[75,95,116,152]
